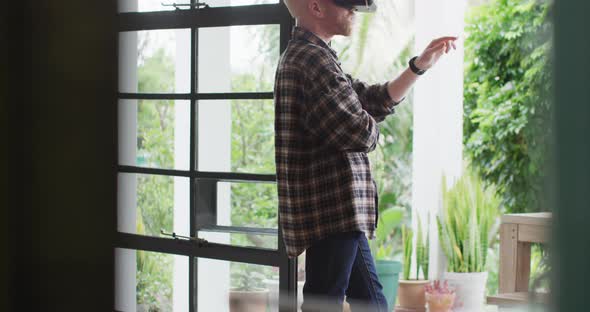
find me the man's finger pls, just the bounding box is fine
[427,41,447,54]
[428,36,458,48]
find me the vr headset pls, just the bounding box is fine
[333,0,377,13]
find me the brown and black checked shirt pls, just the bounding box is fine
[274,26,403,258]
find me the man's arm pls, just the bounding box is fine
[386,67,420,103]
[346,75,400,123]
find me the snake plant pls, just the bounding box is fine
[401,214,430,280]
[438,166,500,273]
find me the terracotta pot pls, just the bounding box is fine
[397,279,429,310]
[229,290,269,312]
[425,292,456,312]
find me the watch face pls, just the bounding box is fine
[332,0,377,13]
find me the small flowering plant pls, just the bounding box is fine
[424,280,456,312]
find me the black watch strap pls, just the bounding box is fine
[409,56,426,75]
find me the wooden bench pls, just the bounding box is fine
[487,212,552,306]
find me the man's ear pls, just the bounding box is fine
[308,0,325,18]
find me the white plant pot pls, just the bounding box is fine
[264,279,305,312]
[442,272,488,312]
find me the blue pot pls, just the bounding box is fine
[375,260,402,311]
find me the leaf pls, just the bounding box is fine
[378,207,404,238]
[378,192,398,208]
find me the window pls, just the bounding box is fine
[116,1,296,311]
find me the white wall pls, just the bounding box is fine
[116,1,138,311]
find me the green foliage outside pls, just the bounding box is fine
[136,42,176,311]
[230,263,270,291]
[464,0,553,214]
[136,250,173,311]
[464,0,553,295]
[371,207,404,261]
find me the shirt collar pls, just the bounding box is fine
[292,26,339,59]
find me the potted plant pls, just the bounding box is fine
[369,205,405,312]
[424,280,456,312]
[396,215,429,311]
[437,167,500,312]
[230,265,269,312]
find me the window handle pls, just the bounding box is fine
[161,2,210,10]
[160,229,209,246]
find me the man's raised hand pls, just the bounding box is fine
[415,36,458,71]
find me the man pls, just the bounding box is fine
[274,0,457,311]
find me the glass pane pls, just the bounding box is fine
[119,29,190,93]
[223,182,278,228]
[198,25,279,93]
[118,0,179,13]
[196,181,278,249]
[198,100,275,174]
[118,99,190,170]
[115,249,188,312]
[206,0,279,7]
[196,181,278,228]
[196,258,279,312]
[117,173,190,237]
[199,231,278,250]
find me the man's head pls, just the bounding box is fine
[284,0,358,37]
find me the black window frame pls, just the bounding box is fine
[115,2,297,311]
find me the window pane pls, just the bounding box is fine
[119,29,190,93]
[223,182,278,228]
[196,181,278,249]
[115,248,188,312]
[198,25,279,93]
[117,173,190,237]
[206,0,279,7]
[118,99,190,170]
[198,100,275,174]
[118,0,178,13]
[196,258,278,312]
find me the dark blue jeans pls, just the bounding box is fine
[301,231,389,312]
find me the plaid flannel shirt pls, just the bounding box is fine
[274,27,403,258]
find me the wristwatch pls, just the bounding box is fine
[409,56,426,75]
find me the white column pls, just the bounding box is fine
[173,29,191,312]
[196,19,232,312]
[412,0,466,279]
[116,0,138,310]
